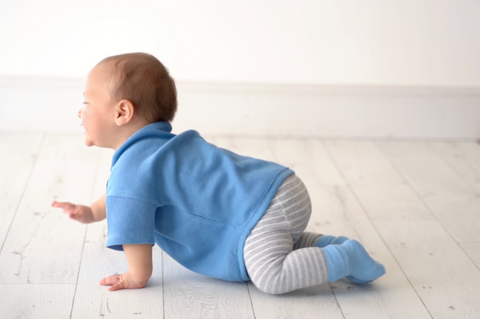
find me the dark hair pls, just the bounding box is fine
[100,52,177,123]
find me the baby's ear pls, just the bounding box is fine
[114,99,135,126]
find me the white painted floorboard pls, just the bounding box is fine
[1,132,480,318]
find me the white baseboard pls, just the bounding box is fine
[1,76,479,140]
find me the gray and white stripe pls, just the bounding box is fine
[243,174,328,294]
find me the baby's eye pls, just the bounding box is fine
[82,102,89,105]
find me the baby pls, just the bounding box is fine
[51,53,385,294]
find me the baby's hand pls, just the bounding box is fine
[99,271,148,291]
[51,201,95,224]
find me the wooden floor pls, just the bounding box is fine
[1,132,480,319]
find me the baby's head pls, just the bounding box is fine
[99,52,177,123]
[80,53,177,149]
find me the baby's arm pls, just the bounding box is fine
[99,244,153,291]
[51,193,106,223]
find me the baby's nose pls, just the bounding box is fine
[77,108,82,118]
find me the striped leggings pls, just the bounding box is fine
[243,174,327,294]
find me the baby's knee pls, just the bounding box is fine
[251,279,290,295]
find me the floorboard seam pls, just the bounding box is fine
[0,133,45,256]
[324,140,434,319]
[69,148,102,319]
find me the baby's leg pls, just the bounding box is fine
[293,232,349,249]
[244,174,385,294]
[244,175,328,294]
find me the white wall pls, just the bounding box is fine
[1,1,479,138]
[1,0,479,86]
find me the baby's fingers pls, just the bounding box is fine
[51,201,75,211]
[108,281,127,291]
[51,201,79,220]
[99,275,127,291]
[99,274,121,286]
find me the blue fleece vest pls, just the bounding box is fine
[105,122,293,281]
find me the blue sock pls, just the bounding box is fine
[316,235,364,283]
[322,243,350,282]
[316,235,349,248]
[322,239,386,283]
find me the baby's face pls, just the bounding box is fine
[79,63,118,148]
